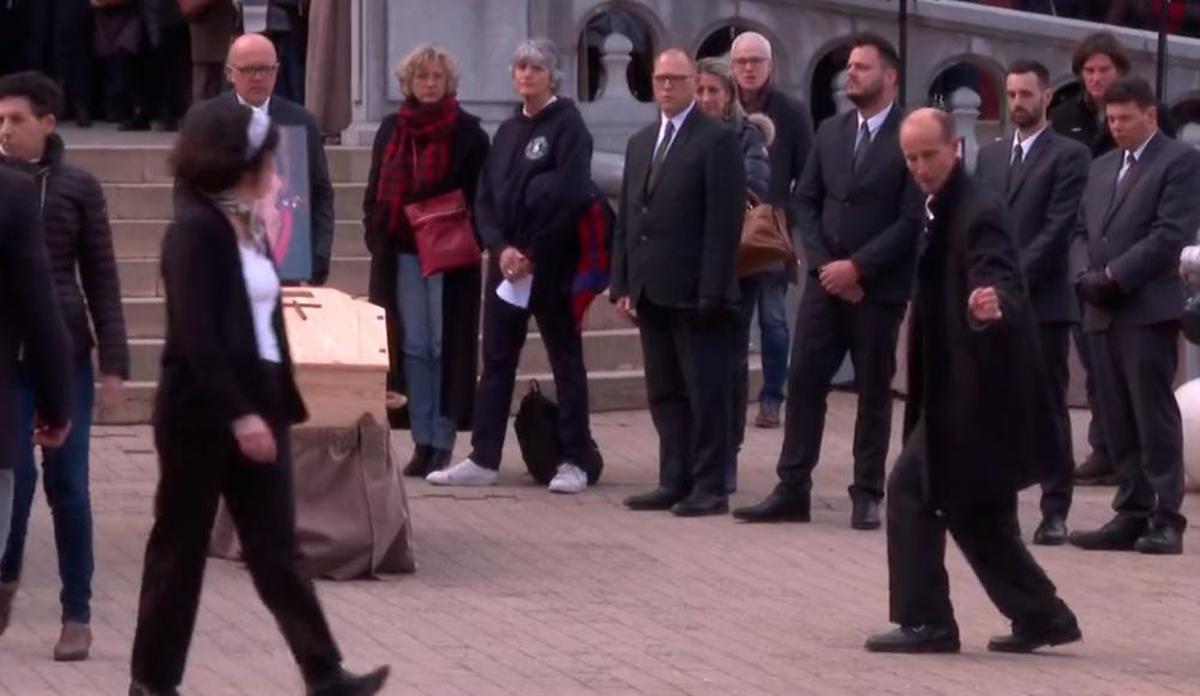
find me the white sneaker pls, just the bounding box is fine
[426,458,498,487]
[548,463,588,494]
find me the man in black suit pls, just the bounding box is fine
[1067,77,1200,556]
[613,48,746,517]
[0,168,72,560]
[222,33,335,285]
[865,108,1079,656]
[734,34,921,530]
[975,60,1091,546]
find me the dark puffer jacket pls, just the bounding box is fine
[1,134,129,377]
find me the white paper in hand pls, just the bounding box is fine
[496,274,533,309]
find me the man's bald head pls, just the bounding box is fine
[731,32,772,60]
[900,108,961,195]
[225,33,279,107]
[730,31,773,94]
[652,49,698,118]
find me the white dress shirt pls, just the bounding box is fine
[1011,125,1047,164]
[654,100,696,154]
[856,101,895,147]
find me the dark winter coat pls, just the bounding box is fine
[364,107,490,430]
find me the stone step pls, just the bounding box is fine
[69,146,372,184]
[123,328,644,383]
[111,219,367,259]
[122,289,630,338]
[92,363,764,425]
[118,256,372,297]
[102,182,367,221]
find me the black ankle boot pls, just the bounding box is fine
[306,666,390,696]
[427,447,453,473]
[403,445,432,477]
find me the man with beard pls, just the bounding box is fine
[734,33,921,529]
[865,108,1080,655]
[1051,32,1176,487]
[975,61,1091,546]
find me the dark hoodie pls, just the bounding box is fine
[1,134,129,378]
[474,97,594,289]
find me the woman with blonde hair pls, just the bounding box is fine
[363,44,490,477]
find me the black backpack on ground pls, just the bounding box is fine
[514,380,603,486]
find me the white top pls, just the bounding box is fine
[238,242,282,363]
[655,100,696,153]
[1011,125,1047,163]
[522,95,558,118]
[856,101,894,145]
[237,93,271,116]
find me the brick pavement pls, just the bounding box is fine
[1,394,1199,695]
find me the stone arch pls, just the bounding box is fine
[925,53,1007,123]
[1169,89,1200,126]
[576,0,664,103]
[689,17,791,86]
[806,36,855,126]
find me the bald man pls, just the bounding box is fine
[864,109,1079,655]
[203,33,335,285]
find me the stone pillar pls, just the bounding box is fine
[950,87,981,174]
[833,70,853,115]
[580,32,656,185]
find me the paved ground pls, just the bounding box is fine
[1,394,1198,695]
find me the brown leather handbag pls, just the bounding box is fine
[403,189,482,278]
[737,192,796,278]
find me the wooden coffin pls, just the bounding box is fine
[281,287,389,427]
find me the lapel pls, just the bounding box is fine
[1007,129,1051,204]
[857,105,900,180]
[646,107,698,198]
[837,111,859,194]
[1101,131,1162,230]
[630,126,654,205]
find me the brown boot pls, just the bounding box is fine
[53,621,91,662]
[0,582,16,636]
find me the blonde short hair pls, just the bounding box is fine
[395,44,460,100]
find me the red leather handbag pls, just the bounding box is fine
[403,189,482,277]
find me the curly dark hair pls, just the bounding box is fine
[1071,32,1131,76]
[0,70,64,118]
[170,98,279,194]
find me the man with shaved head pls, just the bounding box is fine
[730,31,813,429]
[865,108,1080,656]
[206,33,335,285]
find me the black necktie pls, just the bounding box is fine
[648,120,675,191]
[1007,143,1024,192]
[852,121,871,173]
[1117,150,1136,186]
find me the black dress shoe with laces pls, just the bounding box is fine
[670,493,729,517]
[1134,525,1183,555]
[1032,516,1068,546]
[402,445,432,477]
[731,483,810,522]
[988,605,1081,653]
[1073,453,1118,486]
[624,488,686,511]
[1068,515,1147,551]
[864,625,961,654]
[851,498,881,530]
[307,666,390,696]
[129,683,179,696]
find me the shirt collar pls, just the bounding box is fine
[237,93,271,115]
[660,101,696,137]
[1128,130,1157,162]
[857,101,894,137]
[1012,125,1047,158]
[522,95,558,118]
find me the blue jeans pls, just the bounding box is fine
[756,269,790,406]
[397,253,456,450]
[1,360,95,623]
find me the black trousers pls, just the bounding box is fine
[776,284,904,501]
[131,415,341,690]
[470,282,593,474]
[1087,322,1186,530]
[730,275,760,491]
[886,438,1064,631]
[1038,323,1075,519]
[1072,321,1111,463]
[637,298,734,499]
[25,0,94,120]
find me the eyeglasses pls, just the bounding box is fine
[230,64,279,77]
[652,74,693,87]
[732,57,769,68]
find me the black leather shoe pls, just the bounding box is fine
[129,683,179,696]
[402,445,432,477]
[988,607,1081,654]
[731,483,810,523]
[670,493,729,517]
[1067,516,1147,551]
[1134,525,1183,555]
[427,447,453,474]
[118,116,151,132]
[1073,453,1118,486]
[864,625,960,654]
[851,499,881,530]
[1033,516,1068,546]
[307,665,390,696]
[624,488,686,511]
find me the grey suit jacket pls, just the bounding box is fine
[1073,131,1200,332]
[976,128,1091,323]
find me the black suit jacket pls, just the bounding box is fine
[794,106,923,304]
[905,166,1064,507]
[975,128,1091,323]
[0,168,71,470]
[612,107,746,308]
[214,92,335,285]
[155,187,307,433]
[1073,131,1200,332]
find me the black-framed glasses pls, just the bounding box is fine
[231,64,279,77]
[652,74,692,87]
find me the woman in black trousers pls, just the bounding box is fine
[128,98,388,696]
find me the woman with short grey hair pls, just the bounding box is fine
[427,38,601,494]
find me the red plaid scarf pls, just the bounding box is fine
[375,96,459,240]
